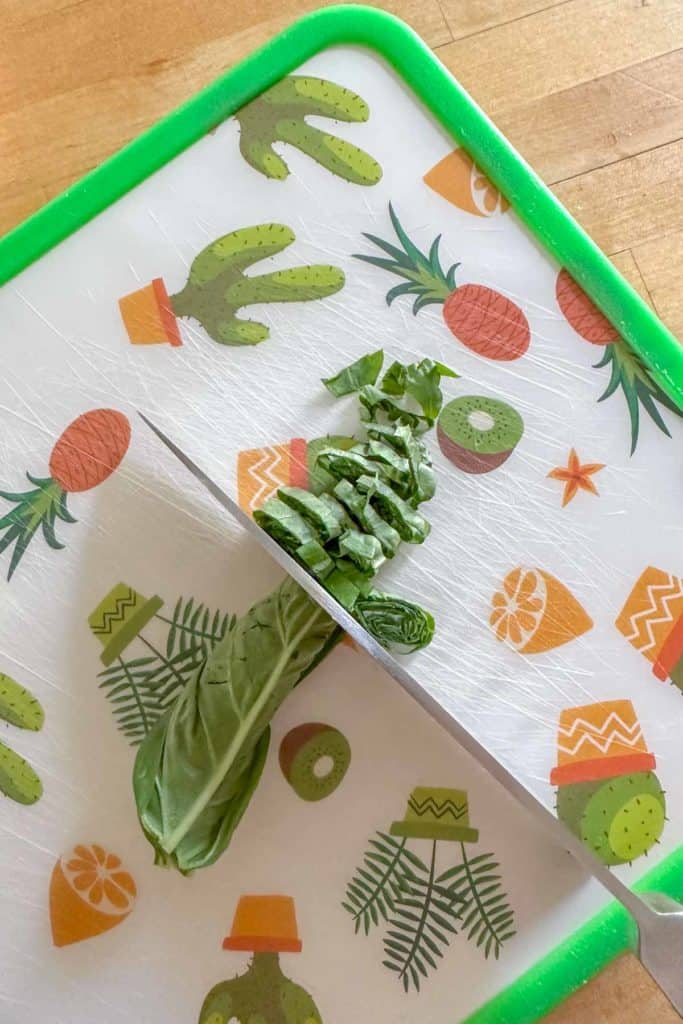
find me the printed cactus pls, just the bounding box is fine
[0,672,44,805]
[551,701,666,866]
[557,773,666,866]
[119,224,345,348]
[235,75,382,186]
[199,895,323,1023]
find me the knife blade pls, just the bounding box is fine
[139,411,683,1011]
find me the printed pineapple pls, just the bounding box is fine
[556,269,682,453]
[119,224,345,348]
[0,409,130,580]
[355,203,530,361]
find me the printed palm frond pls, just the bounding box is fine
[382,840,464,993]
[98,647,203,745]
[94,591,234,746]
[342,831,429,936]
[157,596,235,660]
[438,845,516,960]
[97,655,172,745]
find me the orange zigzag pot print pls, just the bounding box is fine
[616,566,683,692]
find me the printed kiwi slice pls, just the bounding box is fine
[437,395,524,474]
[279,722,351,801]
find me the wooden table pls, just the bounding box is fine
[2,1,682,1020]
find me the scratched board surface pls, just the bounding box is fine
[1,43,682,1024]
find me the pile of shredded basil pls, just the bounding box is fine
[255,349,455,652]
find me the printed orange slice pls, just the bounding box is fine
[50,843,137,947]
[424,149,510,217]
[490,567,593,654]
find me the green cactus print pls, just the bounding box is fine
[170,224,345,346]
[235,76,382,186]
[0,672,44,805]
[557,771,666,866]
[198,953,322,1024]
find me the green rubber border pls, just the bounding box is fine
[1,6,682,407]
[1,6,682,1019]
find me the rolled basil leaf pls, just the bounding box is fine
[338,528,385,574]
[356,475,430,543]
[333,479,401,557]
[278,486,345,541]
[354,592,435,653]
[296,539,334,578]
[254,496,317,553]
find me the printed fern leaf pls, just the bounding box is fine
[342,831,428,936]
[159,596,234,659]
[382,840,464,993]
[438,845,516,960]
[94,590,235,746]
[97,656,172,745]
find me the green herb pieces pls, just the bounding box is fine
[333,479,401,557]
[316,447,383,484]
[354,593,435,654]
[334,558,375,596]
[322,349,384,396]
[381,358,458,425]
[133,577,341,872]
[278,486,345,542]
[338,529,385,574]
[253,497,317,553]
[356,475,430,543]
[324,568,362,610]
[307,435,357,494]
[296,540,334,578]
[359,385,428,432]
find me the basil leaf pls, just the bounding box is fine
[322,349,384,396]
[380,360,407,396]
[405,359,458,424]
[380,358,458,425]
[133,577,340,872]
[355,592,435,653]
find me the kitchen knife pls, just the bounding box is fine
[140,411,683,1013]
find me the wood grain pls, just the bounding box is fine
[2,2,682,1021]
[553,139,683,253]
[437,0,683,113]
[496,50,683,183]
[542,954,682,1023]
[632,228,683,341]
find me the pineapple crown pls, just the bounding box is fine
[354,203,459,312]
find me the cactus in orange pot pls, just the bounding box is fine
[119,224,345,348]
